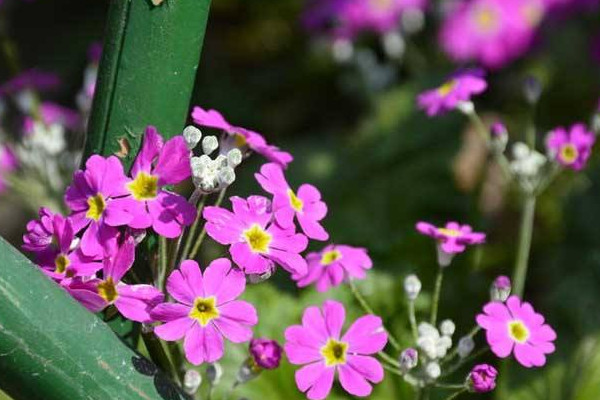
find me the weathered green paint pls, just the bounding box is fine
[85,0,212,167]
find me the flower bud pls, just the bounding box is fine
[247,267,275,284]
[399,348,418,372]
[227,148,243,167]
[183,369,202,395]
[440,320,455,337]
[457,101,474,115]
[183,125,202,150]
[523,76,542,105]
[467,364,498,393]
[490,122,508,152]
[237,358,261,384]
[202,136,219,155]
[436,244,455,268]
[457,336,475,358]
[218,167,236,186]
[206,362,223,385]
[404,274,421,300]
[425,362,441,379]
[490,275,511,302]
[249,338,283,370]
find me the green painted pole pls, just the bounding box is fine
[0,0,211,398]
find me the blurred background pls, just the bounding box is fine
[1,0,600,398]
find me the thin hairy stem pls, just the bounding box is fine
[408,300,419,341]
[430,268,444,326]
[179,195,206,262]
[443,388,467,400]
[512,196,536,298]
[189,188,227,260]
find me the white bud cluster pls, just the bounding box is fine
[188,126,242,194]
[510,142,547,193]
[21,122,66,156]
[416,322,452,360]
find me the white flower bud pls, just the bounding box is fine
[218,167,236,186]
[458,336,475,358]
[418,322,438,339]
[456,101,474,115]
[425,362,441,379]
[436,336,452,358]
[206,363,223,385]
[404,274,421,300]
[183,369,202,395]
[227,148,243,167]
[436,244,454,268]
[440,320,455,337]
[490,276,511,302]
[399,348,418,372]
[202,136,219,155]
[183,125,202,150]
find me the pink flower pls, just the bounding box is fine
[119,126,196,238]
[71,237,164,322]
[293,244,372,292]
[416,221,485,254]
[22,208,102,280]
[0,69,60,98]
[151,259,258,365]
[65,155,132,257]
[545,123,595,170]
[285,300,387,399]
[0,143,17,194]
[203,195,308,276]
[417,71,487,116]
[468,364,498,393]
[191,106,293,168]
[255,163,328,241]
[476,296,556,368]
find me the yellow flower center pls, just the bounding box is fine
[437,228,461,238]
[243,224,272,253]
[508,320,530,343]
[86,193,106,221]
[288,189,304,212]
[54,254,70,274]
[473,6,499,33]
[559,144,579,164]
[234,133,247,148]
[98,277,119,303]
[321,250,342,266]
[437,80,457,97]
[127,172,159,201]
[320,338,348,367]
[189,296,220,326]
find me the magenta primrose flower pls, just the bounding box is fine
[118,126,196,238]
[468,364,498,393]
[416,221,486,254]
[191,106,293,168]
[250,338,283,369]
[255,162,328,241]
[545,123,595,170]
[285,300,387,399]
[151,259,258,365]
[476,296,556,368]
[73,237,163,322]
[65,155,132,257]
[203,195,308,276]
[23,208,102,280]
[293,244,372,292]
[0,143,17,194]
[417,71,487,116]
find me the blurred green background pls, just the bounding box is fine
[2,0,600,399]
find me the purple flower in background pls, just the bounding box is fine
[545,123,595,170]
[191,106,293,168]
[0,69,60,98]
[119,126,196,238]
[23,102,81,134]
[468,364,498,393]
[250,338,283,369]
[0,144,17,194]
[417,71,487,116]
[416,221,485,266]
[293,244,372,292]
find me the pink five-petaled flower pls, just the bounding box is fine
[417,71,487,116]
[203,195,308,276]
[416,221,486,254]
[22,208,102,280]
[545,123,596,171]
[75,237,163,322]
[285,300,387,400]
[120,126,196,238]
[65,155,132,257]
[293,244,372,292]
[476,295,556,368]
[151,259,258,365]
[191,106,293,168]
[255,163,328,241]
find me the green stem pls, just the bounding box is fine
[442,347,489,377]
[378,350,401,368]
[430,268,444,326]
[179,196,206,262]
[444,389,467,400]
[408,300,418,341]
[467,111,512,181]
[435,384,466,390]
[158,236,168,290]
[381,362,404,377]
[348,279,401,351]
[188,188,227,260]
[141,331,178,384]
[512,196,536,298]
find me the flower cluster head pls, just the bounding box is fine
[416,322,453,361]
[0,144,17,194]
[285,300,387,399]
[249,338,283,370]
[510,142,547,192]
[545,123,596,171]
[151,259,258,365]
[467,364,498,393]
[416,221,485,266]
[293,244,371,292]
[477,295,556,367]
[191,106,292,168]
[417,71,487,116]
[439,0,546,69]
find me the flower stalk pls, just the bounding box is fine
[512,196,536,298]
